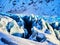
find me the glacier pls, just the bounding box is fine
[0,0,60,45]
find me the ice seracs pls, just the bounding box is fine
[0,16,25,38]
[0,14,60,45]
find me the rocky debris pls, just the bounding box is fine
[0,0,59,17]
[0,14,60,45]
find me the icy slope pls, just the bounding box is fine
[0,14,60,45]
[0,31,49,45]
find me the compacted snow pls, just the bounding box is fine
[0,0,60,45]
[0,13,59,45]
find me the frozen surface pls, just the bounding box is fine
[0,0,60,45]
[0,14,59,45]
